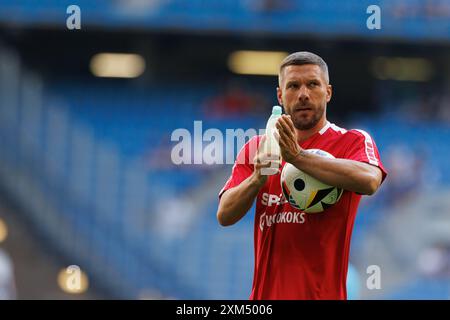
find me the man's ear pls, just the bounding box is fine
[277,87,283,106]
[326,84,332,103]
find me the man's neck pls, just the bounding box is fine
[296,117,328,144]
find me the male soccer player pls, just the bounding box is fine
[216,52,387,300]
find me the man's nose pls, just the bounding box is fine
[298,85,309,101]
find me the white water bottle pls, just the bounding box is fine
[261,106,282,175]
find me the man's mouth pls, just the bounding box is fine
[294,107,312,112]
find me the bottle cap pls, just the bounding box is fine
[272,106,282,115]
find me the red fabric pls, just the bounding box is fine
[219,123,387,300]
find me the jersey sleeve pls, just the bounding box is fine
[344,129,387,183]
[218,135,261,200]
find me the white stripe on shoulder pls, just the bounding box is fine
[329,123,347,134]
[353,129,379,166]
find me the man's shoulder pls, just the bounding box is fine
[344,128,376,143]
[240,134,263,150]
[325,123,373,141]
[234,134,262,163]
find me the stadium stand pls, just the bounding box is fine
[0,1,449,300]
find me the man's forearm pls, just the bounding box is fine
[217,175,263,226]
[292,151,382,195]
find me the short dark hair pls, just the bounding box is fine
[279,51,329,84]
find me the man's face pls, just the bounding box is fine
[277,64,332,130]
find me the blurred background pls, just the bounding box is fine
[0,0,449,299]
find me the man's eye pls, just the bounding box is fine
[288,84,298,89]
[309,82,319,87]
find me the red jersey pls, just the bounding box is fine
[219,121,387,300]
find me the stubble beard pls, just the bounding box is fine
[287,103,325,130]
